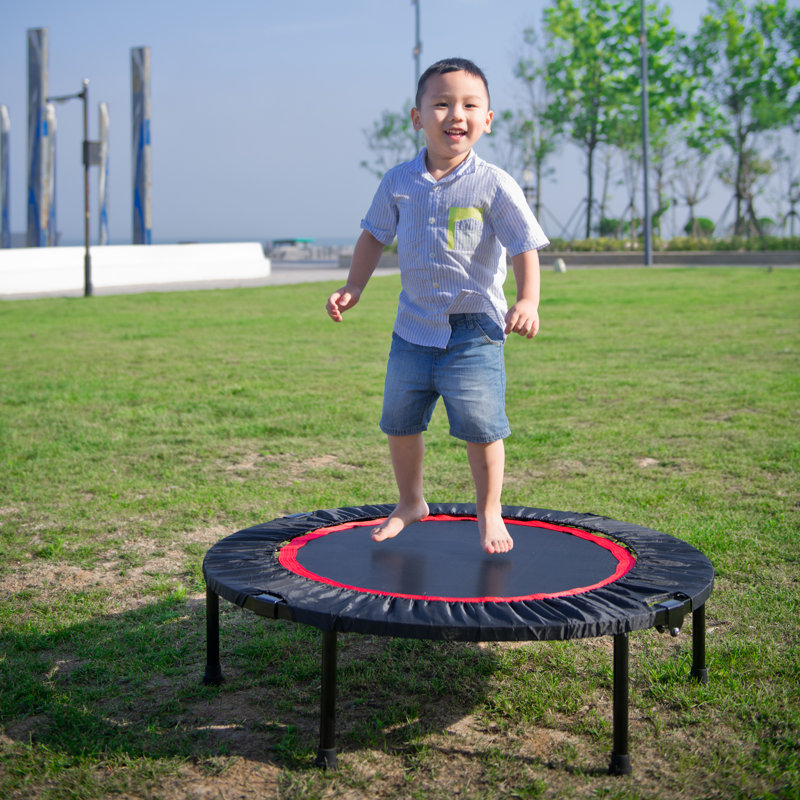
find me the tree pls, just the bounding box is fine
[673,147,714,236]
[511,27,562,222]
[543,0,631,238]
[718,148,774,236]
[773,133,800,236]
[688,0,800,235]
[610,2,697,239]
[648,134,677,239]
[543,0,695,239]
[488,109,557,219]
[360,103,418,179]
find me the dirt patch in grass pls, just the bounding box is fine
[222,450,358,486]
[3,524,226,614]
[156,760,283,800]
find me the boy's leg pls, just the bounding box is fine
[466,439,513,554]
[372,433,430,542]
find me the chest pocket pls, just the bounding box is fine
[448,206,484,252]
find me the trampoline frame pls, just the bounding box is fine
[202,504,713,776]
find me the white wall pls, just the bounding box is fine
[0,242,270,297]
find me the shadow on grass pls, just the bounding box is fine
[0,596,499,770]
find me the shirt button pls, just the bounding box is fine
[428,217,435,224]
[432,282,440,289]
[429,252,435,258]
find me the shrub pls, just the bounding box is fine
[598,218,623,237]
[545,235,799,253]
[683,217,715,237]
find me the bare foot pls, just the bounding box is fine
[372,499,430,542]
[479,513,514,554]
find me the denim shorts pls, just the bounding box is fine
[380,313,510,443]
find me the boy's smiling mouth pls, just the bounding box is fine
[446,128,467,139]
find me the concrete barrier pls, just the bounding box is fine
[0,242,271,297]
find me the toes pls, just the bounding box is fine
[483,535,514,555]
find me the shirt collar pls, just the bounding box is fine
[414,148,480,183]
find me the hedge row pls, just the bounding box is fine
[546,236,800,252]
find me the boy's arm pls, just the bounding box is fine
[505,249,541,339]
[326,230,386,322]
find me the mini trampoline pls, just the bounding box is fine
[202,503,714,775]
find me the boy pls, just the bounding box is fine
[326,58,549,554]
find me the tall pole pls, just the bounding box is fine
[1,105,9,249]
[98,102,110,245]
[131,47,152,245]
[27,28,48,248]
[45,103,57,246]
[640,0,653,266]
[412,0,422,150]
[81,79,92,296]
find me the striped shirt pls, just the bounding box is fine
[361,148,549,348]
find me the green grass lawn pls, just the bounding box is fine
[0,266,798,799]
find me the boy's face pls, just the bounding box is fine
[411,70,493,174]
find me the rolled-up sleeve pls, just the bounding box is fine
[488,173,550,256]
[361,174,399,246]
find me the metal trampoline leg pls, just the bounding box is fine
[691,604,709,684]
[608,633,632,776]
[315,629,339,769]
[202,588,224,685]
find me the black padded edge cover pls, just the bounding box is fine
[202,503,714,641]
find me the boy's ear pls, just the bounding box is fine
[410,107,422,130]
[485,109,494,134]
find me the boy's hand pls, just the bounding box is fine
[504,299,540,339]
[326,285,362,322]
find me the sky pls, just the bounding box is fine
[0,0,786,247]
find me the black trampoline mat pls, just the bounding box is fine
[279,515,635,601]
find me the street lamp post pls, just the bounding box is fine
[523,168,534,208]
[412,0,422,150]
[48,78,98,297]
[640,0,653,266]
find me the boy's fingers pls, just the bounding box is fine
[326,293,343,321]
[327,286,361,322]
[505,310,539,338]
[327,289,358,321]
[504,310,523,335]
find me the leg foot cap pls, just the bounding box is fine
[608,753,632,776]
[202,664,224,685]
[315,747,338,769]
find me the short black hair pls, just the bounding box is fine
[415,58,490,108]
